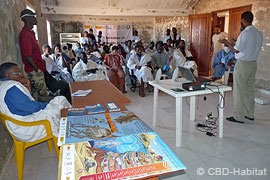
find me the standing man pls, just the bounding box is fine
[211,25,228,69]
[88,28,96,44]
[220,11,263,123]
[170,27,181,47]
[19,9,50,102]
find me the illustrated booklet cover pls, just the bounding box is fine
[59,111,154,145]
[60,132,186,180]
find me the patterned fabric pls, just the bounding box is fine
[27,70,48,101]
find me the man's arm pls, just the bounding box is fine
[25,56,38,72]
[219,39,239,53]
[5,86,48,116]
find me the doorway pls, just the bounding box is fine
[189,5,252,76]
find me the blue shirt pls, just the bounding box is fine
[1,79,48,116]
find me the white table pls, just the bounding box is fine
[149,79,232,147]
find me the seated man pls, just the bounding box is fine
[85,45,103,65]
[212,44,236,80]
[0,62,71,142]
[127,45,153,97]
[145,41,155,56]
[103,46,126,93]
[72,52,107,82]
[172,40,198,77]
[151,41,170,76]
[42,44,73,83]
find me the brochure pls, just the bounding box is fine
[85,104,106,114]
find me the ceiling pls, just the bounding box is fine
[41,0,200,16]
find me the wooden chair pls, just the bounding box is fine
[0,112,59,180]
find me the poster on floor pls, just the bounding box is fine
[60,132,186,180]
[59,111,153,145]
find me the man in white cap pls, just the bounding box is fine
[19,9,51,102]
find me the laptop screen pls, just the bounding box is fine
[179,67,196,82]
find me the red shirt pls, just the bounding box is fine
[19,26,45,72]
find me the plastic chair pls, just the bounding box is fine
[223,66,233,85]
[0,112,59,180]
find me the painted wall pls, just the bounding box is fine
[195,0,270,90]
[0,0,26,176]
[50,15,189,47]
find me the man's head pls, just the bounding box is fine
[214,25,221,35]
[133,30,138,36]
[222,43,230,53]
[83,31,88,37]
[67,43,73,50]
[0,62,23,81]
[163,43,169,51]
[111,46,119,54]
[149,41,155,49]
[135,45,143,56]
[98,31,102,36]
[167,39,172,47]
[241,11,253,30]
[103,45,110,53]
[156,41,164,53]
[79,52,88,64]
[172,27,177,34]
[166,29,171,36]
[53,44,62,54]
[20,9,37,28]
[76,42,81,48]
[89,28,93,34]
[42,44,52,56]
[179,40,186,50]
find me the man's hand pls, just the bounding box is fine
[86,68,98,74]
[19,76,31,92]
[136,65,141,70]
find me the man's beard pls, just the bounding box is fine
[240,23,245,32]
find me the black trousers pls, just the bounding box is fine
[44,71,71,104]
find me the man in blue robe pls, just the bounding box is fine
[212,45,236,80]
[0,62,71,142]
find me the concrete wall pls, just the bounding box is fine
[0,0,26,176]
[50,15,189,47]
[195,0,270,90]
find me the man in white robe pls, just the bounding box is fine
[0,62,71,142]
[172,40,198,77]
[127,45,153,97]
[72,52,107,82]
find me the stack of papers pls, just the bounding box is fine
[71,89,92,96]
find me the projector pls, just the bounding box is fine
[182,82,206,91]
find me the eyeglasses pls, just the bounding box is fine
[7,72,22,75]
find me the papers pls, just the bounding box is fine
[72,89,92,96]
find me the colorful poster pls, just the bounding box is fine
[60,132,186,180]
[64,111,153,144]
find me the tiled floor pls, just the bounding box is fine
[4,87,270,180]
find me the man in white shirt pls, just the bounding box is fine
[220,11,263,123]
[170,27,181,47]
[163,29,171,43]
[211,25,228,68]
[72,52,107,82]
[127,45,153,97]
[131,30,141,42]
[96,31,105,44]
[172,40,198,77]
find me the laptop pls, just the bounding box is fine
[179,67,211,84]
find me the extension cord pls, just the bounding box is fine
[254,98,270,105]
